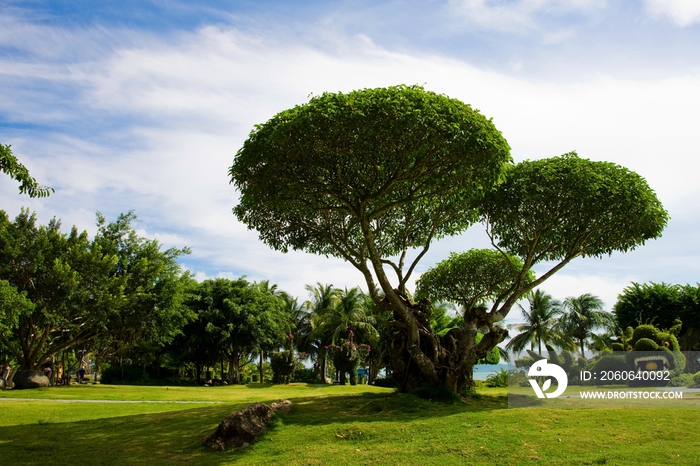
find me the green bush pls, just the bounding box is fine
[631,325,659,346]
[292,367,321,383]
[591,354,628,385]
[99,364,190,386]
[611,343,625,352]
[633,338,659,351]
[694,371,700,385]
[270,351,295,384]
[485,368,509,388]
[669,373,694,387]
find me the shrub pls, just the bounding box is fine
[326,342,370,385]
[669,373,694,387]
[99,364,191,386]
[634,338,659,351]
[694,371,700,385]
[631,325,659,346]
[270,351,295,384]
[293,367,321,383]
[591,354,628,385]
[485,368,509,388]
[611,343,625,352]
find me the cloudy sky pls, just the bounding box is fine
[2,0,699,324]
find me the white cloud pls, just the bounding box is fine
[3,18,699,302]
[645,0,700,27]
[447,0,607,33]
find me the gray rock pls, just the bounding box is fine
[12,370,49,389]
[202,399,293,451]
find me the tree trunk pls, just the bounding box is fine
[383,293,507,395]
[229,351,241,384]
[259,350,264,383]
[319,355,327,383]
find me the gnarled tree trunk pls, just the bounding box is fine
[382,293,508,394]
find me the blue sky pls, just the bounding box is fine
[2,0,700,325]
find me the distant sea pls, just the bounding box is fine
[473,363,513,380]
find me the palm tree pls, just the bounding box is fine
[305,283,341,382]
[314,287,379,345]
[557,293,614,357]
[506,289,562,356]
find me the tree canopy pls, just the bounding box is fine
[230,86,668,394]
[477,152,669,321]
[0,209,192,370]
[416,249,531,314]
[230,85,511,298]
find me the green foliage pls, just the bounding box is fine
[630,325,660,346]
[694,371,700,385]
[611,343,625,352]
[485,368,510,387]
[0,210,123,369]
[556,293,613,357]
[92,212,194,363]
[0,144,53,198]
[270,351,295,384]
[0,279,34,335]
[99,364,191,386]
[326,341,371,385]
[614,283,700,351]
[628,324,680,352]
[482,152,668,262]
[669,373,695,387]
[416,249,531,312]
[614,282,682,332]
[590,354,628,385]
[230,87,668,395]
[230,85,511,264]
[292,367,321,383]
[313,287,378,346]
[174,277,288,384]
[505,289,562,356]
[631,337,658,351]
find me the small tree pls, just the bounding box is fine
[557,294,613,357]
[506,289,562,356]
[326,341,371,385]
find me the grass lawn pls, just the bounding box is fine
[1,383,697,465]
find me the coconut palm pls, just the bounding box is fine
[557,293,614,357]
[313,287,378,345]
[506,289,562,356]
[305,283,341,381]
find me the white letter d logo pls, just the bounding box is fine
[528,359,568,398]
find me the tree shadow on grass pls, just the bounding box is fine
[0,390,510,465]
[0,403,246,466]
[276,390,509,428]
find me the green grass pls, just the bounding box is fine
[1,383,697,465]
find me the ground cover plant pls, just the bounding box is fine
[1,383,698,465]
